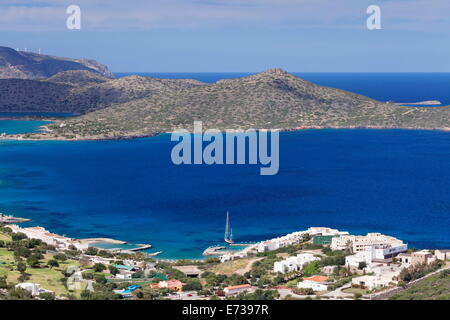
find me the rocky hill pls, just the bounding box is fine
[2,67,450,140]
[0,70,205,114]
[0,46,114,79]
[47,69,450,139]
[45,70,111,86]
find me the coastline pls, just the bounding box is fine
[79,237,127,245]
[2,124,450,142]
[3,98,450,142]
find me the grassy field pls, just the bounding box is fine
[0,247,86,297]
[209,258,254,276]
[342,287,368,296]
[390,269,450,300]
[0,233,11,241]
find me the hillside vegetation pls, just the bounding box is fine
[50,69,450,139]
[2,68,450,140]
[390,269,450,300]
[0,70,204,114]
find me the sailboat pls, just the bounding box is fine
[224,211,234,244]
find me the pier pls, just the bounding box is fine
[129,244,152,252]
[203,246,234,256]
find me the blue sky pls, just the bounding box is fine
[1,0,449,72]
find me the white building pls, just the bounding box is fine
[331,232,406,253]
[116,270,134,280]
[297,280,328,292]
[306,227,349,237]
[15,283,53,297]
[351,263,405,290]
[351,273,396,290]
[223,284,254,296]
[297,276,331,292]
[434,250,450,261]
[345,250,373,268]
[220,254,234,263]
[82,255,114,265]
[370,243,408,260]
[321,265,337,275]
[345,242,408,268]
[9,224,89,251]
[219,227,348,262]
[274,253,320,274]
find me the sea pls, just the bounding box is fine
[0,73,450,259]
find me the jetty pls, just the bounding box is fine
[203,246,233,256]
[129,244,152,252]
[147,251,162,257]
[0,213,31,224]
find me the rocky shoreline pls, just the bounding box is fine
[2,124,450,142]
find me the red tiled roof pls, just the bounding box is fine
[224,284,251,290]
[303,276,329,282]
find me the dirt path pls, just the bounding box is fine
[235,258,264,275]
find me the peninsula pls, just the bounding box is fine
[1,47,450,140]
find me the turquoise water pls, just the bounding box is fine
[0,112,74,119]
[90,242,140,251]
[0,120,51,134]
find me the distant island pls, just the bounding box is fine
[1,47,450,140]
[0,46,113,80]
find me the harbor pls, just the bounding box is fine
[203,212,254,256]
[84,239,154,253]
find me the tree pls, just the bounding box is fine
[85,247,98,256]
[354,292,362,300]
[183,279,203,292]
[226,274,247,286]
[295,287,314,295]
[18,273,30,282]
[80,290,93,299]
[302,261,321,277]
[14,247,31,258]
[0,276,8,289]
[47,259,59,268]
[12,232,27,241]
[94,274,107,284]
[108,265,119,276]
[358,261,367,270]
[8,287,32,299]
[17,261,27,273]
[302,233,312,242]
[26,256,40,268]
[54,253,67,261]
[93,263,106,273]
[39,292,55,300]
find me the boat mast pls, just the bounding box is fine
[224,211,229,242]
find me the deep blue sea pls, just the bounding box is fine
[1,73,450,259]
